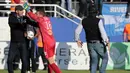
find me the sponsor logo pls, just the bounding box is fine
[110,7,126,13]
[55,47,89,66]
[109,46,128,68]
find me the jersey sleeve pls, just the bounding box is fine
[27,12,40,23]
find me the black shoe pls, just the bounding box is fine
[78,13,84,18]
[43,65,48,70]
[13,64,19,70]
[125,14,129,18]
[125,12,130,18]
[43,67,48,70]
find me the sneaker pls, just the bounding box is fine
[43,67,48,70]
[27,71,30,73]
[96,15,99,18]
[125,13,130,18]
[43,65,48,70]
[96,15,103,19]
[67,14,73,18]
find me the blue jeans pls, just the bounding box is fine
[87,42,108,73]
[61,0,72,15]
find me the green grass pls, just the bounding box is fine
[0,70,130,73]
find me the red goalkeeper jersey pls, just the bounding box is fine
[27,12,56,58]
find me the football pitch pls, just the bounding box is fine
[0,70,130,73]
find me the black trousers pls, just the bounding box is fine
[28,0,33,3]
[44,0,57,4]
[38,47,48,64]
[126,1,130,15]
[7,42,28,73]
[44,0,57,16]
[78,0,89,17]
[78,0,103,17]
[13,52,20,70]
[27,40,38,72]
[37,47,48,69]
[28,0,45,10]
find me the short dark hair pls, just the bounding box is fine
[36,8,46,16]
[15,5,24,11]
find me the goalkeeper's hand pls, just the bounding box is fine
[23,2,30,12]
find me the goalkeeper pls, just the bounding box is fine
[23,3,62,73]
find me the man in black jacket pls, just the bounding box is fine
[7,5,35,73]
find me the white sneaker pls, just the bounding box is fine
[97,15,104,19]
[27,71,30,73]
[96,15,99,18]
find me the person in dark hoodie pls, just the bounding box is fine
[7,5,37,73]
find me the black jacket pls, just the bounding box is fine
[82,17,102,42]
[8,12,37,42]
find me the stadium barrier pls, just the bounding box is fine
[0,4,82,25]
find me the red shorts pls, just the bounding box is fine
[44,43,55,59]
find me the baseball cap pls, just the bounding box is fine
[15,5,24,11]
